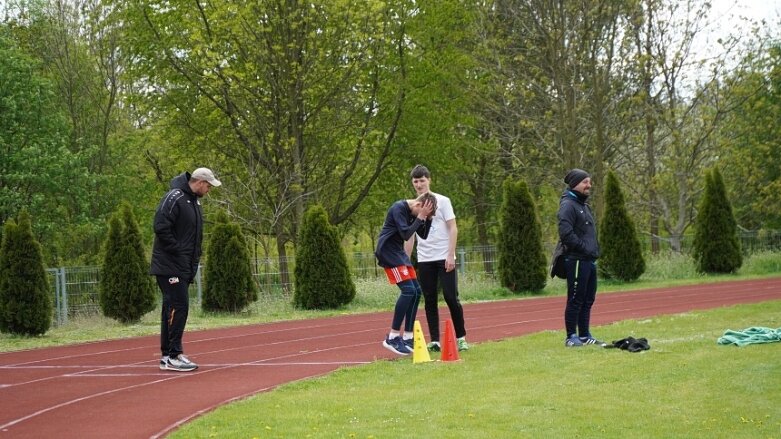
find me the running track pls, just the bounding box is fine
[1,278,779,438]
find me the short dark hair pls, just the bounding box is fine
[415,192,437,215]
[410,164,430,179]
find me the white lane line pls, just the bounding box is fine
[0,342,375,431]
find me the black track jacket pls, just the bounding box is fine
[557,190,600,261]
[375,200,432,268]
[149,172,203,281]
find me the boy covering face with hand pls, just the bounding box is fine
[375,192,437,355]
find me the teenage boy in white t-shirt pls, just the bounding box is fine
[405,165,469,352]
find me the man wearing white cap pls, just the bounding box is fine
[151,168,221,371]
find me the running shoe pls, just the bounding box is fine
[565,334,583,347]
[457,338,470,351]
[382,335,411,356]
[163,354,198,372]
[580,335,607,347]
[159,356,169,371]
[403,337,414,352]
[427,341,441,352]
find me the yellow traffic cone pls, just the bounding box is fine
[412,320,433,363]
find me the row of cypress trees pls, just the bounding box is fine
[98,207,260,322]
[496,168,742,293]
[0,167,743,335]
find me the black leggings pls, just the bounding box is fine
[417,260,466,341]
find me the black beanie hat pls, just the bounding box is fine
[564,169,589,189]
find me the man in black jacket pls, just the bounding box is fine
[151,168,221,371]
[558,169,605,347]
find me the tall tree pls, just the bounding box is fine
[112,0,415,287]
[719,45,781,229]
[0,210,52,336]
[497,179,547,293]
[599,171,645,281]
[623,0,757,253]
[692,168,742,273]
[3,1,157,264]
[399,0,490,250]
[476,1,631,190]
[0,26,88,263]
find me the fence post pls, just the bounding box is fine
[195,264,202,305]
[59,267,68,325]
[50,269,61,326]
[458,248,466,275]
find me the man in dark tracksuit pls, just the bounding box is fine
[558,169,604,347]
[151,168,221,371]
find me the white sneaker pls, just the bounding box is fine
[163,354,198,372]
[159,356,169,370]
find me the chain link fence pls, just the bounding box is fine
[46,230,781,326]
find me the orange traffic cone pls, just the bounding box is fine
[440,319,461,362]
[412,320,433,363]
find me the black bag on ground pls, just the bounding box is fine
[607,337,650,352]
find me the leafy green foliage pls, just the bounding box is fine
[0,210,52,335]
[294,205,356,309]
[719,46,781,229]
[0,29,91,263]
[99,202,156,324]
[692,168,742,273]
[598,171,645,281]
[203,213,258,313]
[497,179,547,293]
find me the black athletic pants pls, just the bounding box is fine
[157,275,190,357]
[563,258,597,338]
[417,260,466,342]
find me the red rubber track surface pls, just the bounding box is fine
[1,277,779,438]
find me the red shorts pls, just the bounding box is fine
[384,265,417,284]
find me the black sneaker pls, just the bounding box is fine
[580,336,607,347]
[427,341,441,352]
[403,338,414,352]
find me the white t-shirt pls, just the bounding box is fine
[416,192,456,262]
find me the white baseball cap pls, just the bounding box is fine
[191,167,222,187]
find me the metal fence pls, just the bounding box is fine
[46,230,781,326]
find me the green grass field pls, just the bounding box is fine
[170,301,781,439]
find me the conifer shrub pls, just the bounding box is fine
[692,168,742,273]
[0,210,52,335]
[99,202,156,323]
[598,171,646,281]
[203,212,258,312]
[497,179,547,293]
[294,204,356,309]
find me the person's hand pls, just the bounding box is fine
[445,254,456,272]
[417,199,434,220]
